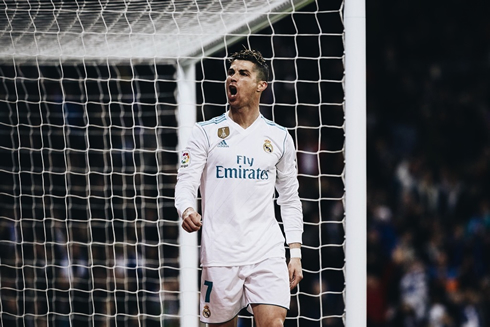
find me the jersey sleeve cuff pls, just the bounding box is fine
[285,231,303,245]
[177,203,195,218]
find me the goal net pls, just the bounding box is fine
[0,0,353,326]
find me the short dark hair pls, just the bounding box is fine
[229,49,269,82]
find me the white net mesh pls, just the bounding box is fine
[0,0,346,326]
[2,0,314,61]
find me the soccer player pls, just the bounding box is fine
[174,49,303,327]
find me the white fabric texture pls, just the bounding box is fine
[175,112,303,266]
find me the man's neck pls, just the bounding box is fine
[228,106,260,129]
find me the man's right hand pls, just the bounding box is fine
[181,208,202,233]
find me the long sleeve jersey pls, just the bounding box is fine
[175,112,303,267]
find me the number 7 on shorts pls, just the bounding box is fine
[204,280,213,303]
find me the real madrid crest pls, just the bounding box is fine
[202,305,211,318]
[263,139,273,153]
[218,126,230,139]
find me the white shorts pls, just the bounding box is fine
[199,257,290,324]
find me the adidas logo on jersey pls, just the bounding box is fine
[217,140,229,148]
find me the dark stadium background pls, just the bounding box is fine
[366,0,490,326]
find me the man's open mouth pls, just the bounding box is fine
[229,85,237,95]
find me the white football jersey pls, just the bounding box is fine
[175,112,303,266]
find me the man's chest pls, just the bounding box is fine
[205,130,283,178]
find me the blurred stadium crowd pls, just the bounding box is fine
[366,1,490,326]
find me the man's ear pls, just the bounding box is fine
[257,81,268,92]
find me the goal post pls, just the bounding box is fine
[344,0,367,325]
[0,0,366,326]
[175,62,199,327]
